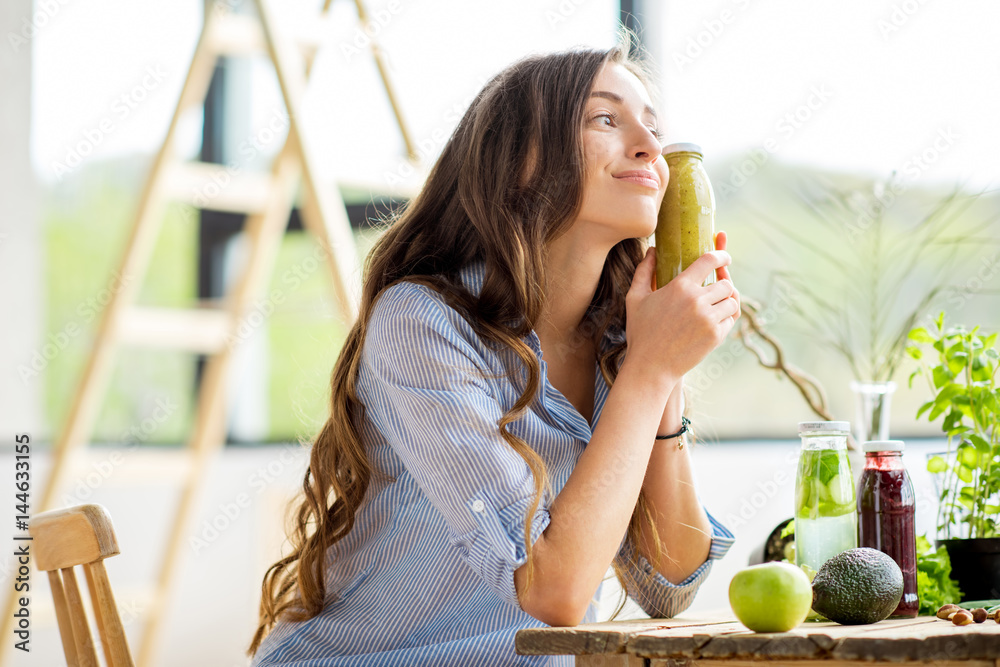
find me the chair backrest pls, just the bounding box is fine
[30,504,135,667]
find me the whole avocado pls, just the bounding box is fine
[811,548,903,625]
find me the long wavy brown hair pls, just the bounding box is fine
[249,37,671,655]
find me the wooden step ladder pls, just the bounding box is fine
[2,0,419,665]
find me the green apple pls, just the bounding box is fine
[729,562,813,632]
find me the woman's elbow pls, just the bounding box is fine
[519,594,589,627]
[515,566,591,627]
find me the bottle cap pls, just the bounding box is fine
[863,440,905,452]
[661,142,702,156]
[798,421,850,434]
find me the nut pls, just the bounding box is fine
[952,610,974,626]
[972,608,988,623]
[937,604,962,619]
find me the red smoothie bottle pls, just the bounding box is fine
[857,440,918,617]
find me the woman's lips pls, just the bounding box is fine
[613,170,660,190]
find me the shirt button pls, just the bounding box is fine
[471,499,486,513]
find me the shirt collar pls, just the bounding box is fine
[455,259,625,354]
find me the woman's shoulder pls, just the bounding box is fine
[370,279,469,325]
[366,277,483,354]
[371,279,448,320]
[369,262,485,329]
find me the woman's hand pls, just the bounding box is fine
[623,237,740,381]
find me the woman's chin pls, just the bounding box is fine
[632,215,658,239]
[582,209,658,244]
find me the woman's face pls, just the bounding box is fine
[574,62,668,244]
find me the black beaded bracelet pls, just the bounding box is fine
[655,415,690,440]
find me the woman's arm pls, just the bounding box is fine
[637,231,739,584]
[514,356,677,626]
[638,379,712,584]
[514,250,737,627]
[636,231,739,584]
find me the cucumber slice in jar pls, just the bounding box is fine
[826,475,851,506]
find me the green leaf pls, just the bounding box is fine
[934,384,962,411]
[908,327,935,343]
[946,340,969,360]
[916,535,963,614]
[942,408,966,433]
[984,390,1000,414]
[927,456,948,473]
[957,464,975,483]
[916,399,935,420]
[959,445,980,468]
[971,434,992,455]
[933,366,954,389]
[948,353,969,376]
[906,346,924,361]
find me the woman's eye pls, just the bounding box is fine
[594,113,616,127]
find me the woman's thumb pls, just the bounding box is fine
[630,247,655,295]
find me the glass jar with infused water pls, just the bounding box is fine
[795,421,857,575]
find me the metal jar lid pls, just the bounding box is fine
[661,142,702,156]
[798,420,851,434]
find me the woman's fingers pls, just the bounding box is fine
[624,242,739,381]
[708,231,740,320]
[702,278,735,304]
[702,282,740,324]
[714,231,732,283]
[716,294,741,320]
[629,247,656,298]
[683,249,731,286]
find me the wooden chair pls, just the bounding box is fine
[30,504,135,667]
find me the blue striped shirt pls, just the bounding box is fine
[252,260,734,666]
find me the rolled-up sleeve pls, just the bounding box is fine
[359,282,550,609]
[618,510,734,619]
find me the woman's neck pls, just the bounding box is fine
[536,231,613,347]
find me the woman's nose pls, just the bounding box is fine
[631,127,662,162]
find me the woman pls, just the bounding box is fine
[249,39,740,666]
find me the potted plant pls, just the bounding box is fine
[756,174,988,447]
[907,313,1000,601]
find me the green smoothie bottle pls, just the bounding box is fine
[655,143,716,289]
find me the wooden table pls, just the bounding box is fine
[515,611,1000,666]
